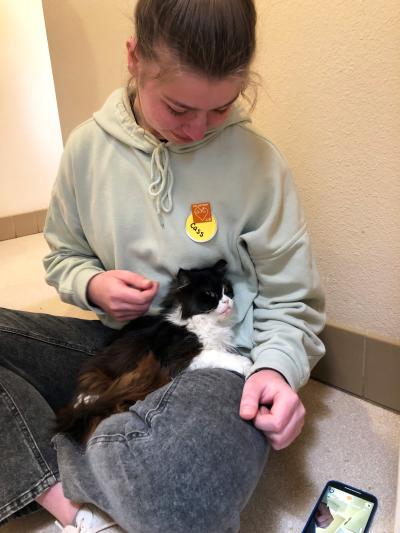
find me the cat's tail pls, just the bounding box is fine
[55,352,170,443]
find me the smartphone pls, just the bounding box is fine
[301,480,378,532]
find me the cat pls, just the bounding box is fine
[55,259,252,443]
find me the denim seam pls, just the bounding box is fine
[0,381,59,484]
[142,372,182,427]
[0,472,59,522]
[86,373,184,447]
[0,326,96,355]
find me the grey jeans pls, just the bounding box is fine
[0,308,269,532]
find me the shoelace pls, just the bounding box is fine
[55,519,119,532]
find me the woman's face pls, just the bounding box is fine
[127,41,245,144]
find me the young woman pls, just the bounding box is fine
[0,1,325,532]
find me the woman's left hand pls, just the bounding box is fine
[239,369,306,450]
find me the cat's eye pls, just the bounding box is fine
[205,290,218,299]
[224,283,234,298]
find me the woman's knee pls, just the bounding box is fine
[85,370,269,532]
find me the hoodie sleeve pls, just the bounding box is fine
[240,146,326,391]
[43,137,106,312]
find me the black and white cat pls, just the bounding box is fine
[56,260,251,442]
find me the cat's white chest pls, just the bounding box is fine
[186,314,234,351]
[166,306,252,377]
[188,348,252,376]
[186,315,252,377]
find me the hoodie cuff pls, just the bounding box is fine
[72,268,128,329]
[247,348,306,391]
[72,267,105,312]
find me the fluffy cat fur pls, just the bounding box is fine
[56,260,251,442]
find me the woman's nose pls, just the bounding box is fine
[182,112,208,141]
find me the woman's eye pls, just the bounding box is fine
[167,104,230,117]
[167,105,187,116]
[214,107,230,115]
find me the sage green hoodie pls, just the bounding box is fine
[44,88,325,390]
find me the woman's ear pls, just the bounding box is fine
[126,36,139,76]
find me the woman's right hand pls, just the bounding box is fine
[87,270,159,322]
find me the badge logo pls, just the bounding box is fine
[186,202,218,243]
[192,202,212,224]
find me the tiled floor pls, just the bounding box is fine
[0,234,399,533]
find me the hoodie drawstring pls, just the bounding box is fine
[149,144,174,218]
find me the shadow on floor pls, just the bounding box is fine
[240,379,332,532]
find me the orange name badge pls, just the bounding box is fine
[191,202,212,224]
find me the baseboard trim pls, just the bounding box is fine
[313,323,400,412]
[0,210,47,241]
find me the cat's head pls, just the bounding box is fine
[162,260,234,321]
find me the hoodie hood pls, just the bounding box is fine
[93,88,250,215]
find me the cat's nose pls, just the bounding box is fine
[222,304,232,316]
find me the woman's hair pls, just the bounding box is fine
[134,0,257,79]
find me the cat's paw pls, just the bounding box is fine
[188,350,252,376]
[188,349,223,370]
[230,356,252,376]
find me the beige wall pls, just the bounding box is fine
[42,0,132,143]
[42,0,399,342]
[0,0,63,217]
[252,0,400,343]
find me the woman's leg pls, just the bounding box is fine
[55,368,270,533]
[0,308,115,525]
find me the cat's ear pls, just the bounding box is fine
[213,259,227,275]
[176,269,191,289]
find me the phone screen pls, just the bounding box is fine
[302,481,377,533]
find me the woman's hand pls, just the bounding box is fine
[239,369,306,449]
[87,270,159,321]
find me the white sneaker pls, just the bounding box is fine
[55,503,124,532]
